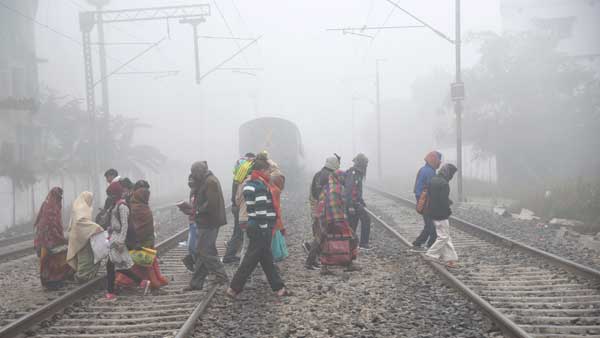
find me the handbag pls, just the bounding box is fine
[320,233,352,265]
[90,230,109,264]
[129,247,157,267]
[271,229,289,262]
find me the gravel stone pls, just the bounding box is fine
[193,192,503,338]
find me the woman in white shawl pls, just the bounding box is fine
[66,192,103,282]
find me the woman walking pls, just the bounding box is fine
[66,191,103,282]
[104,181,149,300]
[34,187,72,289]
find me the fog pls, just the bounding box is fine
[2,0,600,228]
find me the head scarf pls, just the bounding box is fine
[353,153,369,174]
[439,163,458,181]
[34,187,65,250]
[191,161,209,182]
[66,192,103,269]
[424,151,442,170]
[324,156,340,171]
[129,187,155,247]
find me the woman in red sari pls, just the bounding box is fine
[33,187,73,289]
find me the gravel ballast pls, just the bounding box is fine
[193,193,501,338]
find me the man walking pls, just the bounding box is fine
[345,153,371,250]
[412,151,442,250]
[184,161,229,291]
[223,153,255,264]
[425,163,459,268]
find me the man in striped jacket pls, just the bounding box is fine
[227,156,289,298]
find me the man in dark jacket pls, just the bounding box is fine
[412,151,442,250]
[223,153,255,264]
[304,155,340,269]
[345,153,371,250]
[185,161,229,291]
[425,163,459,268]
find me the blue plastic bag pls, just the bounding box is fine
[188,223,197,256]
[271,229,289,262]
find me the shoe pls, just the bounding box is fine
[302,242,311,254]
[344,263,362,272]
[445,261,459,269]
[140,280,151,295]
[304,263,320,271]
[182,255,195,272]
[182,286,202,292]
[222,256,241,264]
[102,293,117,301]
[226,287,238,299]
[359,246,372,251]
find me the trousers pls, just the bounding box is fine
[413,214,437,248]
[190,227,228,289]
[230,227,285,293]
[106,259,141,293]
[425,219,458,262]
[348,207,371,248]
[223,209,243,259]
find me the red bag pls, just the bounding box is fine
[320,234,352,265]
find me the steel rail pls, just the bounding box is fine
[0,203,229,338]
[364,207,532,338]
[0,245,35,262]
[0,208,188,338]
[0,233,33,247]
[366,185,600,281]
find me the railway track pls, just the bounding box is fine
[366,186,600,338]
[0,204,178,265]
[0,205,231,338]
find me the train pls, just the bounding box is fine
[238,117,305,187]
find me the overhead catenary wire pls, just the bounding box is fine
[198,36,261,82]
[210,0,249,65]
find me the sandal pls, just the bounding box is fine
[276,288,292,297]
[225,288,238,299]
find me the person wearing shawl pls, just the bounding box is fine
[261,152,288,261]
[115,181,168,290]
[412,151,443,250]
[104,179,150,301]
[34,187,73,289]
[305,155,340,270]
[317,168,359,275]
[66,191,103,282]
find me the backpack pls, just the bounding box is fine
[95,208,112,230]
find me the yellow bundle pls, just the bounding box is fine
[129,247,157,267]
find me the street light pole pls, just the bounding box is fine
[454,0,463,202]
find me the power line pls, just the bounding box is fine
[0,1,82,46]
[211,0,249,65]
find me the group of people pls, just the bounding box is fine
[30,149,458,301]
[304,153,371,274]
[33,169,167,300]
[412,151,459,268]
[176,153,290,298]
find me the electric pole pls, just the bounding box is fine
[78,3,211,205]
[180,17,206,84]
[454,0,464,202]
